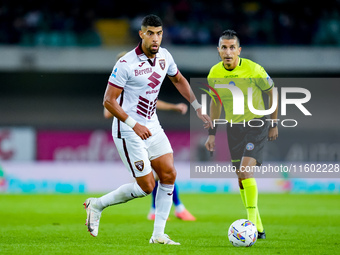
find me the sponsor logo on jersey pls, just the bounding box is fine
[224,74,239,78]
[146,89,159,95]
[159,59,166,70]
[147,72,161,89]
[135,67,152,76]
[134,160,144,171]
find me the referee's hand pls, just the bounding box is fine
[268,126,278,141]
[196,108,213,129]
[205,135,215,153]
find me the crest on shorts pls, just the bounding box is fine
[134,160,144,171]
[159,59,166,70]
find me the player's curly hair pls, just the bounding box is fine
[141,14,163,28]
[219,29,240,46]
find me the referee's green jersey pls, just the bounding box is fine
[207,58,274,123]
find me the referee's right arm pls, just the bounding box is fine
[205,96,222,152]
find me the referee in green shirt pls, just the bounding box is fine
[205,30,279,239]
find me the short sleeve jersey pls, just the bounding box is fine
[108,43,178,138]
[207,58,274,123]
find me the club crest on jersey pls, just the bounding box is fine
[159,59,166,70]
[134,160,144,171]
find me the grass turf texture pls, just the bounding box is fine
[1,194,339,255]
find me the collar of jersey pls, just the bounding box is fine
[135,42,160,61]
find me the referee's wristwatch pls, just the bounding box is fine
[270,122,278,128]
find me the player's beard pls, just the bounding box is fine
[148,45,159,55]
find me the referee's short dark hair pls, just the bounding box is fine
[141,14,163,28]
[219,29,240,47]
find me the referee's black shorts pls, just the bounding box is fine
[227,117,269,169]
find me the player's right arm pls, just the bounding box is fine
[103,84,152,140]
[205,95,222,152]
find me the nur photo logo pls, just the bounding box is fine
[199,82,312,128]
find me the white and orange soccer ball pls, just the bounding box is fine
[228,219,258,247]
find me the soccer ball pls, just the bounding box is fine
[228,219,258,247]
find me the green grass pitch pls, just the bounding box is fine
[1,193,339,254]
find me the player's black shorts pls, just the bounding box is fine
[227,117,269,169]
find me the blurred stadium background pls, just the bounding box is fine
[1,0,340,194]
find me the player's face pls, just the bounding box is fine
[139,26,163,58]
[218,39,241,70]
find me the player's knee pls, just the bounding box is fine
[159,167,177,184]
[170,168,177,181]
[140,180,155,195]
[237,171,254,179]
